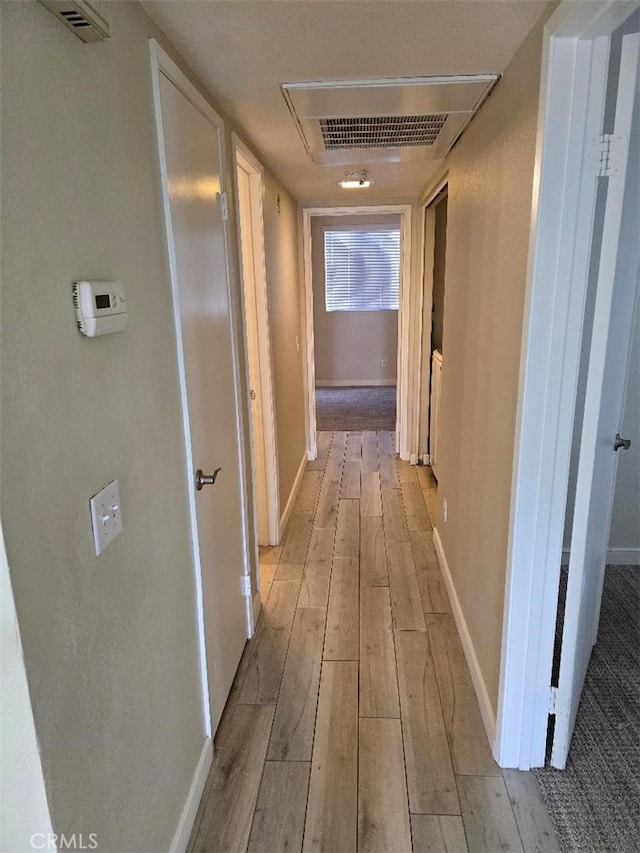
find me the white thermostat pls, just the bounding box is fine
[73,280,128,337]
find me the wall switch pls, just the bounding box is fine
[381,358,387,368]
[295,336,300,353]
[442,498,448,523]
[89,479,122,555]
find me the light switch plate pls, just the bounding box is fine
[89,479,122,555]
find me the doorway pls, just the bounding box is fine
[311,214,400,434]
[301,205,412,459]
[233,138,280,550]
[497,4,640,771]
[418,183,448,478]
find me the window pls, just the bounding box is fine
[324,227,400,311]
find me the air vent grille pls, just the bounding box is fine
[320,114,448,150]
[39,1,110,42]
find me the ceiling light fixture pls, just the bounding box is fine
[339,170,373,189]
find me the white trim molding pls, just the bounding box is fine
[496,1,638,769]
[433,529,497,749]
[606,548,640,565]
[563,547,640,566]
[279,452,308,539]
[169,738,213,853]
[301,205,412,461]
[252,591,262,628]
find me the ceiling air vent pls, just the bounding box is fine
[39,1,110,42]
[282,75,499,165]
[320,115,448,150]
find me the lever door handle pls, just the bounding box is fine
[614,433,631,452]
[195,467,222,490]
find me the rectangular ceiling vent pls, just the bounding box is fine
[282,75,499,165]
[39,1,110,42]
[320,114,448,150]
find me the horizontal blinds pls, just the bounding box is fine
[324,228,400,311]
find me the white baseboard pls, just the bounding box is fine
[562,546,640,566]
[607,548,640,565]
[279,453,307,541]
[169,737,213,853]
[432,529,497,752]
[315,380,397,387]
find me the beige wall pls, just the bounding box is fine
[433,8,553,714]
[609,306,640,552]
[0,0,303,847]
[311,215,399,385]
[564,228,640,557]
[262,176,307,510]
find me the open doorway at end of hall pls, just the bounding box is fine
[310,213,401,435]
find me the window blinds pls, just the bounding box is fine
[324,228,400,312]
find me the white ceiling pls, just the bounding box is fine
[142,1,551,203]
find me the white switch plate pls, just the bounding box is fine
[89,479,122,555]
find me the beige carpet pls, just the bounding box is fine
[534,565,640,851]
[315,386,396,431]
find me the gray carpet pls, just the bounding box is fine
[315,386,396,431]
[534,565,640,852]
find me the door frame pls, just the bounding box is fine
[417,176,449,464]
[301,204,412,460]
[496,0,639,769]
[232,136,280,548]
[149,40,255,735]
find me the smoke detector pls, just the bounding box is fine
[282,75,499,164]
[39,1,110,42]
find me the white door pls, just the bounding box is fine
[234,143,280,548]
[236,163,269,545]
[552,32,639,769]
[153,48,249,734]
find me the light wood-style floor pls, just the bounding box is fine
[188,431,559,853]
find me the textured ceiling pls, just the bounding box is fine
[142,0,551,203]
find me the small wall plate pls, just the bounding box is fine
[89,479,122,555]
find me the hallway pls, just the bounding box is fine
[187,432,558,852]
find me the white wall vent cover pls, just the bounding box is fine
[39,1,110,42]
[282,76,499,164]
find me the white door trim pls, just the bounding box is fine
[301,204,412,460]
[496,0,638,769]
[232,135,281,547]
[149,40,254,733]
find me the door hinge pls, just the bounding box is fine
[548,686,558,715]
[240,574,252,597]
[219,191,229,221]
[585,134,628,177]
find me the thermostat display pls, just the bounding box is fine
[95,293,111,310]
[73,280,128,337]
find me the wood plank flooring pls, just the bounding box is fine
[189,431,559,853]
